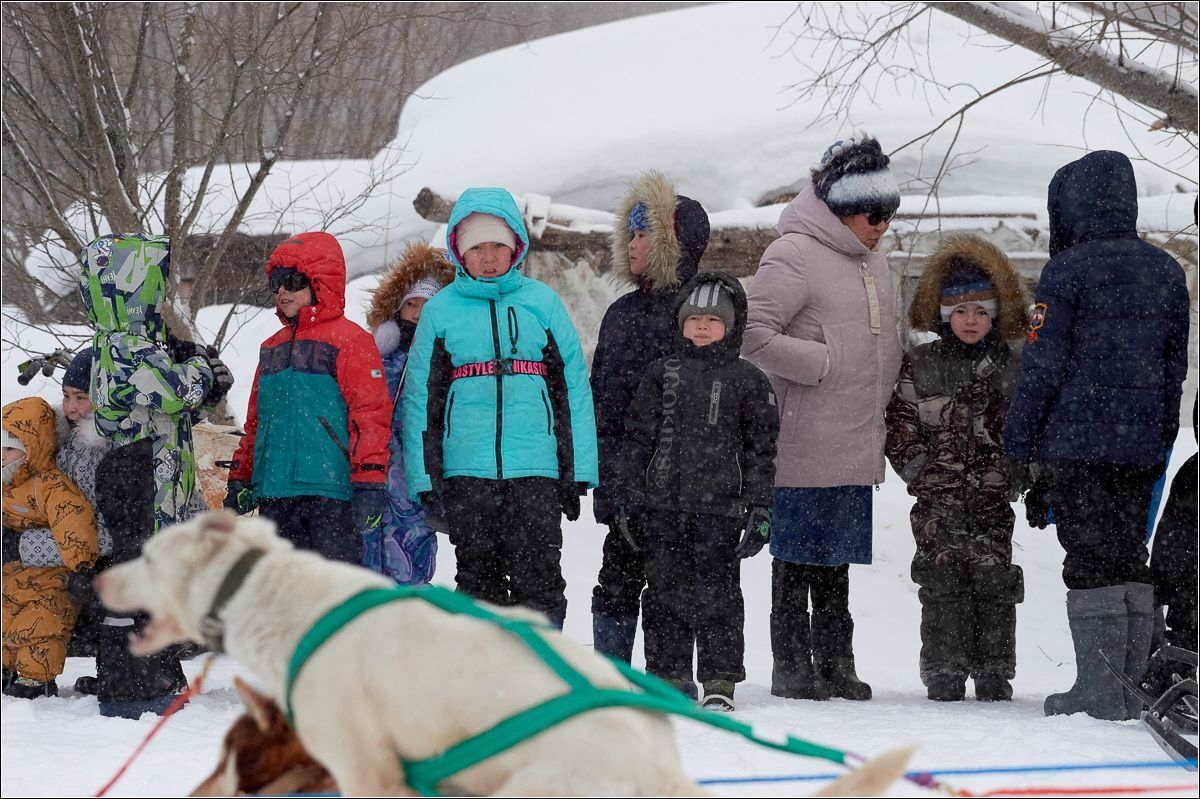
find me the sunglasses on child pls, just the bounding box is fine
[269,270,310,293]
[866,208,898,227]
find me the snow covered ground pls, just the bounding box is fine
[2,2,1197,796]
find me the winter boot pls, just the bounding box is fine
[1122,582,1155,720]
[660,677,699,701]
[926,674,965,701]
[913,564,972,701]
[1044,585,1129,720]
[74,675,99,696]
[770,560,829,700]
[1,668,13,691]
[96,616,187,719]
[970,564,1022,703]
[811,565,871,700]
[543,603,567,631]
[593,613,638,663]
[4,675,58,699]
[701,680,736,712]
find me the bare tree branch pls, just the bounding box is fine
[934,2,1197,133]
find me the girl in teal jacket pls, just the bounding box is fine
[401,187,598,628]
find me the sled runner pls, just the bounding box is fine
[1103,645,1198,769]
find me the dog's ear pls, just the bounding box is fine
[201,510,238,536]
[233,676,278,732]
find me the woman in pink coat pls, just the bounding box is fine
[741,136,903,701]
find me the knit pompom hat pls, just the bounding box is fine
[811,136,901,221]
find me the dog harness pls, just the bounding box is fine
[284,585,848,797]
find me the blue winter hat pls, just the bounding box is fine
[62,349,92,392]
[627,201,650,234]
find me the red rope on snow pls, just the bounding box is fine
[94,654,215,797]
[963,782,1198,797]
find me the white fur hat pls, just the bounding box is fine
[455,213,517,254]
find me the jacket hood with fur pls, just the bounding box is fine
[908,235,1030,340]
[366,242,456,331]
[610,171,710,291]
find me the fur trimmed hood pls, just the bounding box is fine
[909,235,1030,339]
[366,242,455,331]
[610,171,709,291]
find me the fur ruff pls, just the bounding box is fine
[909,234,1030,339]
[366,242,455,331]
[610,170,683,290]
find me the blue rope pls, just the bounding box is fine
[697,758,1198,786]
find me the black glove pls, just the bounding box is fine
[204,350,235,406]
[735,506,771,559]
[223,479,257,515]
[1024,476,1052,530]
[67,566,96,607]
[351,483,387,535]
[418,491,449,534]
[166,334,204,363]
[614,507,643,552]
[559,481,586,522]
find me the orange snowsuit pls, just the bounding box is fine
[2,397,100,682]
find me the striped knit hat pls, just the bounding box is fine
[678,281,736,331]
[940,264,998,322]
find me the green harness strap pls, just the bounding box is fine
[285,585,848,797]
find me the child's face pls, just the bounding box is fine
[628,230,650,275]
[463,242,514,279]
[275,284,314,319]
[682,314,727,347]
[62,385,94,423]
[2,446,24,468]
[949,303,993,345]
[399,297,427,324]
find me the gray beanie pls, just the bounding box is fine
[678,282,736,331]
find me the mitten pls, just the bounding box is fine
[351,483,387,535]
[1024,476,1052,530]
[66,566,96,607]
[204,350,235,406]
[559,481,586,522]
[223,480,257,515]
[735,506,771,559]
[419,491,449,534]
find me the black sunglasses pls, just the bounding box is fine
[867,208,898,227]
[269,270,310,293]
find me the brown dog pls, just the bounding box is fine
[191,677,335,796]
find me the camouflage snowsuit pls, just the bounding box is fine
[78,234,215,534]
[2,397,100,682]
[885,234,1029,687]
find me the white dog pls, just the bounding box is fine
[96,511,909,797]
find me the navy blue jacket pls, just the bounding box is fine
[1004,151,1190,467]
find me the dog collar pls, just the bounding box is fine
[201,547,267,654]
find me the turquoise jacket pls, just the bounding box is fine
[401,188,598,496]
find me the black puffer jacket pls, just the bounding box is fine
[1004,151,1190,466]
[614,271,778,518]
[590,171,710,522]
